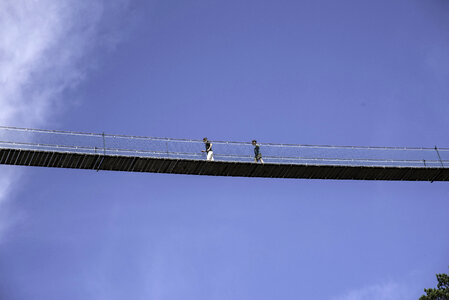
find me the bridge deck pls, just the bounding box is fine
[2,148,448,181]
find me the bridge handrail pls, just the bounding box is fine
[1,139,447,167]
[1,125,448,151]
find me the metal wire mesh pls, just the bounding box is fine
[0,126,448,168]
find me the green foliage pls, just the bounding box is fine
[420,269,449,300]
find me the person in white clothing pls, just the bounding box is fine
[202,137,214,161]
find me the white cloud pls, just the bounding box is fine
[0,1,102,125]
[0,0,128,240]
[332,280,417,300]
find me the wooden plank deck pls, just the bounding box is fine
[1,148,448,181]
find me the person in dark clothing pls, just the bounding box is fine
[252,140,264,163]
[202,137,214,161]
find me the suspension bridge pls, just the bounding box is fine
[0,126,448,181]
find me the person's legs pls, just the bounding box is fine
[207,151,214,161]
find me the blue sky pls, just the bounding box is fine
[1,0,449,299]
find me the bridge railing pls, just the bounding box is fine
[0,126,448,168]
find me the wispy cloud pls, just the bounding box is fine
[0,0,129,239]
[332,280,417,300]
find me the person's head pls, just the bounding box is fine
[203,137,208,142]
[252,140,257,145]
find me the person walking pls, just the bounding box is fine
[252,140,264,163]
[202,137,214,161]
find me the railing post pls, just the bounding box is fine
[435,146,444,167]
[96,132,106,172]
[102,132,106,155]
